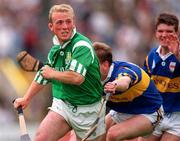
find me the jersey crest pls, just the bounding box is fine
[169,62,176,73]
[65,52,72,64]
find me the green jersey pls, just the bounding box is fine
[35,28,103,105]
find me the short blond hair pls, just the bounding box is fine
[48,4,75,22]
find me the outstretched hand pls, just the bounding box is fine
[166,34,180,60]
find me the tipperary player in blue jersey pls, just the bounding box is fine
[143,13,180,141]
[93,42,163,141]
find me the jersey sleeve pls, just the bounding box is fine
[65,41,94,77]
[34,48,56,85]
[142,48,157,77]
[34,70,50,85]
[143,55,152,76]
[117,67,139,86]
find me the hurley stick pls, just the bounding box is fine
[16,51,43,72]
[16,106,31,141]
[81,93,111,141]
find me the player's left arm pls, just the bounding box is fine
[41,65,84,85]
[104,66,139,94]
[41,43,93,85]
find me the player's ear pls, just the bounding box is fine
[48,23,53,31]
[104,60,110,68]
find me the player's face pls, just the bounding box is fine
[99,61,109,81]
[155,23,176,48]
[48,11,75,44]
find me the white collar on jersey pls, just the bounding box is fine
[156,45,173,61]
[101,63,114,85]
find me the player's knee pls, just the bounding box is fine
[34,130,48,141]
[106,130,119,141]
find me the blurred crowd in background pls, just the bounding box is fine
[0,0,180,139]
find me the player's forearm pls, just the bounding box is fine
[41,65,85,85]
[24,81,44,102]
[104,76,131,94]
[52,70,85,85]
[113,76,131,92]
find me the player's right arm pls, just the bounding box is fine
[104,76,131,94]
[13,81,44,109]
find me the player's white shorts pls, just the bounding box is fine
[109,106,164,125]
[153,112,180,137]
[49,98,106,140]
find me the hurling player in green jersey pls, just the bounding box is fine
[13,4,105,141]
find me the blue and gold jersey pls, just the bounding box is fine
[103,61,162,114]
[143,47,180,113]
